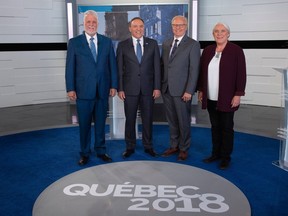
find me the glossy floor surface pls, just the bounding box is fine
[0,101,283,139]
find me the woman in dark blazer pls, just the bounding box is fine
[198,22,246,170]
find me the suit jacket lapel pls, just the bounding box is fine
[80,33,90,52]
[96,33,102,62]
[179,35,188,47]
[141,37,151,63]
[169,35,187,61]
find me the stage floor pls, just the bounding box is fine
[0,101,283,138]
[33,161,251,216]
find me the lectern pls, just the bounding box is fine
[107,96,141,140]
[273,67,288,171]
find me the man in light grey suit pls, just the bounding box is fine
[161,15,200,161]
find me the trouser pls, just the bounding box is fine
[162,89,191,151]
[76,98,108,157]
[207,100,234,160]
[124,94,154,150]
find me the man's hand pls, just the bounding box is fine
[118,91,125,101]
[182,92,192,102]
[153,90,161,99]
[67,91,77,101]
[110,88,117,97]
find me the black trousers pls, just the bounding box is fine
[207,100,235,160]
[124,94,154,150]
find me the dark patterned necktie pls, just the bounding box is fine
[170,39,179,59]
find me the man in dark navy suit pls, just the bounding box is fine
[116,17,161,158]
[65,10,118,165]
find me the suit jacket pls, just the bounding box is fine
[197,42,246,112]
[161,35,200,96]
[116,37,161,96]
[65,32,118,100]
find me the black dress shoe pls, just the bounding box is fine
[219,160,230,170]
[145,149,158,157]
[78,156,89,166]
[203,155,220,163]
[122,149,135,158]
[97,154,112,162]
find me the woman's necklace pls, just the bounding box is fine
[215,52,221,58]
[215,45,225,58]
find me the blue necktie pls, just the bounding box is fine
[170,39,179,59]
[136,39,142,63]
[90,37,97,62]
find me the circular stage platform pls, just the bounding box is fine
[33,161,250,216]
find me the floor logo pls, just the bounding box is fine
[33,161,251,216]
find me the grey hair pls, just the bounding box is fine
[171,15,188,25]
[213,22,230,34]
[83,10,98,23]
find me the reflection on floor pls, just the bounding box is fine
[0,101,283,139]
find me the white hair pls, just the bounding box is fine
[171,15,188,25]
[213,22,230,34]
[83,10,98,23]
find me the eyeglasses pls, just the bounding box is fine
[172,24,186,28]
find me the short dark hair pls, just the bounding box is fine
[129,17,144,26]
